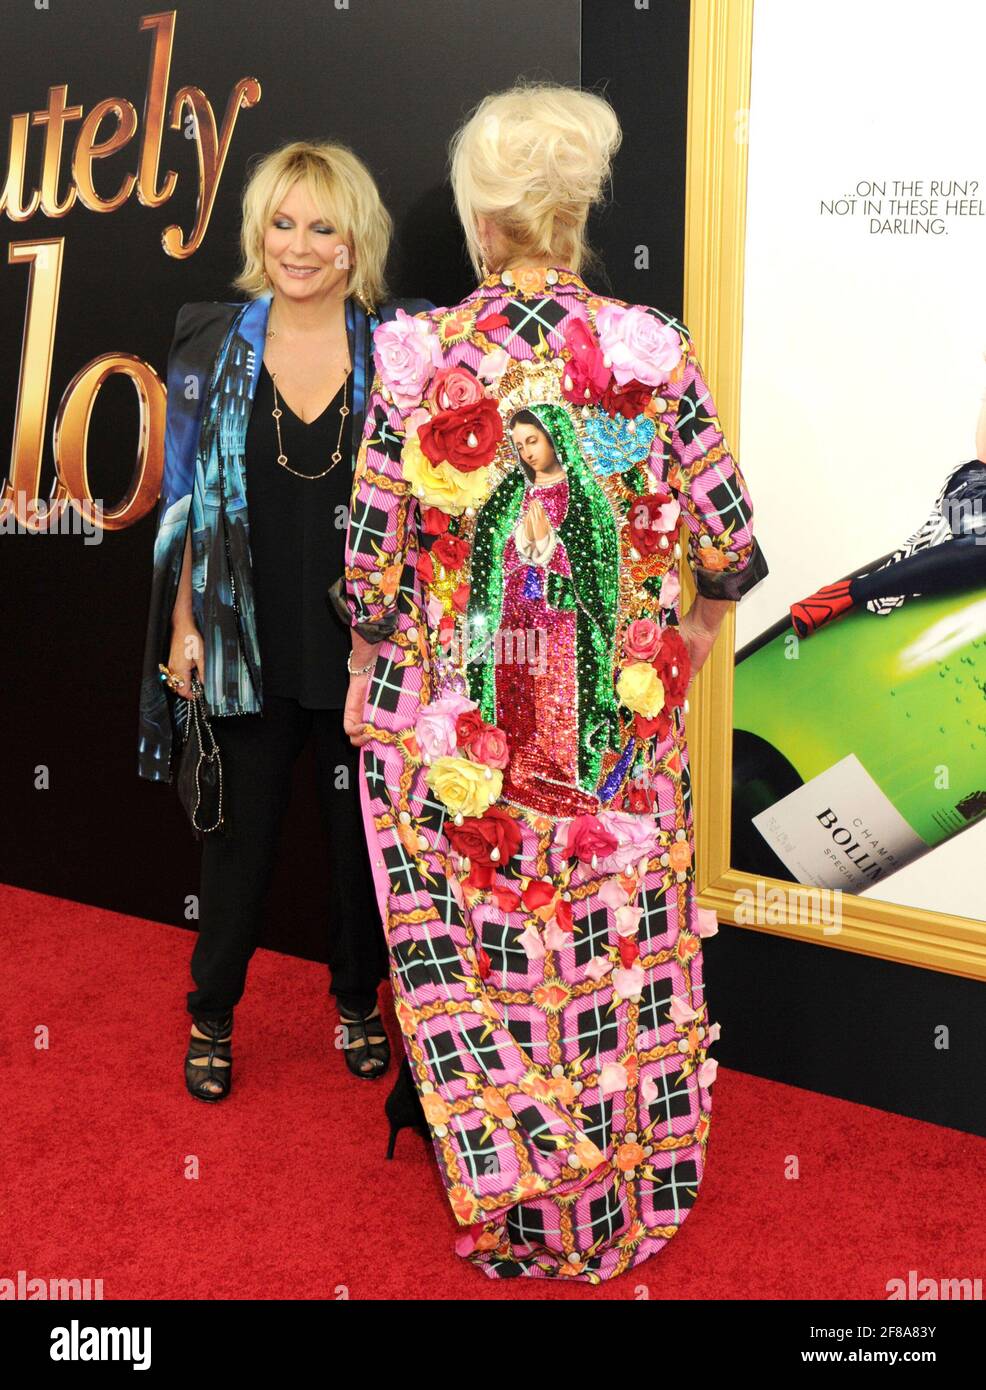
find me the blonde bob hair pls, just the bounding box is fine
[449,82,622,279]
[232,139,392,311]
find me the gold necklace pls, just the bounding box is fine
[266,316,351,480]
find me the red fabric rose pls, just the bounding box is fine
[416,549,435,584]
[476,945,492,981]
[565,814,619,863]
[522,879,556,911]
[454,710,485,750]
[427,365,485,413]
[432,534,470,570]
[560,318,610,408]
[633,709,672,741]
[653,625,691,708]
[452,582,470,614]
[446,806,523,875]
[438,615,456,648]
[419,397,503,472]
[619,937,640,968]
[470,724,509,770]
[553,898,574,933]
[492,885,522,912]
[420,507,450,536]
[628,491,677,559]
[601,378,652,419]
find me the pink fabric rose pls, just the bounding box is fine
[595,811,662,874]
[373,308,443,410]
[595,303,683,388]
[623,618,663,663]
[612,964,645,1002]
[470,724,510,770]
[477,347,509,382]
[659,571,681,609]
[427,365,485,413]
[414,693,478,761]
[598,877,630,910]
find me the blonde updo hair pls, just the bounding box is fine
[449,82,622,279]
[232,139,392,310]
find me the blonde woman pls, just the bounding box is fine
[339,84,768,1279]
[138,141,431,1100]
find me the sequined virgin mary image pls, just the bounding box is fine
[467,403,621,818]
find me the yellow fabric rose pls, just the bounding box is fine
[425,755,503,818]
[402,432,491,516]
[616,661,667,719]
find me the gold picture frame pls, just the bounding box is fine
[685,0,986,981]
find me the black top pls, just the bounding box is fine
[244,359,354,709]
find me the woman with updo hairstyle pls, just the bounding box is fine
[340,83,768,1279]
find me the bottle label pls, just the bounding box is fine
[751,753,927,892]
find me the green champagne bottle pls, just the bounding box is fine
[732,462,986,892]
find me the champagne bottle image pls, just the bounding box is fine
[732,460,986,893]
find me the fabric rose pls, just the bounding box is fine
[628,491,680,558]
[426,755,502,819]
[454,709,485,751]
[416,549,434,585]
[521,879,556,912]
[616,661,666,720]
[595,303,683,388]
[601,378,653,420]
[634,708,672,742]
[560,317,610,408]
[373,308,443,409]
[446,806,522,888]
[468,724,510,770]
[658,570,680,609]
[477,347,510,382]
[402,432,491,515]
[415,694,477,761]
[563,814,619,864]
[612,963,645,1002]
[653,625,691,708]
[431,534,470,570]
[419,397,503,473]
[420,507,450,536]
[595,811,662,875]
[427,365,485,413]
[623,617,662,663]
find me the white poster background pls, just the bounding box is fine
[733,0,986,919]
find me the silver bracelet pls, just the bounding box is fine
[347,651,375,677]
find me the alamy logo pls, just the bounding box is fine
[49,1320,151,1370]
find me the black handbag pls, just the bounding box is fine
[176,674,225,839]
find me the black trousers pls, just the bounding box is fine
[186,693,389,1022]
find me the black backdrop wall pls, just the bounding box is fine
[3,0,982,1137]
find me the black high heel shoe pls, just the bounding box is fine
[384,1056,430,1159]
[185,1012,233,1102]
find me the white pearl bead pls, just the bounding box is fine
[490,847,500,862]
[399,811,411,824]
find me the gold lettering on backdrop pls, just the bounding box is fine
[0,9,262,529]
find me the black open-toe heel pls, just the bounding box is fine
[384,1056,430,1158]
[185,1012,233,1102]
[337,999,391,1080]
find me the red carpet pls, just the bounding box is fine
[2,882,982,1300]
